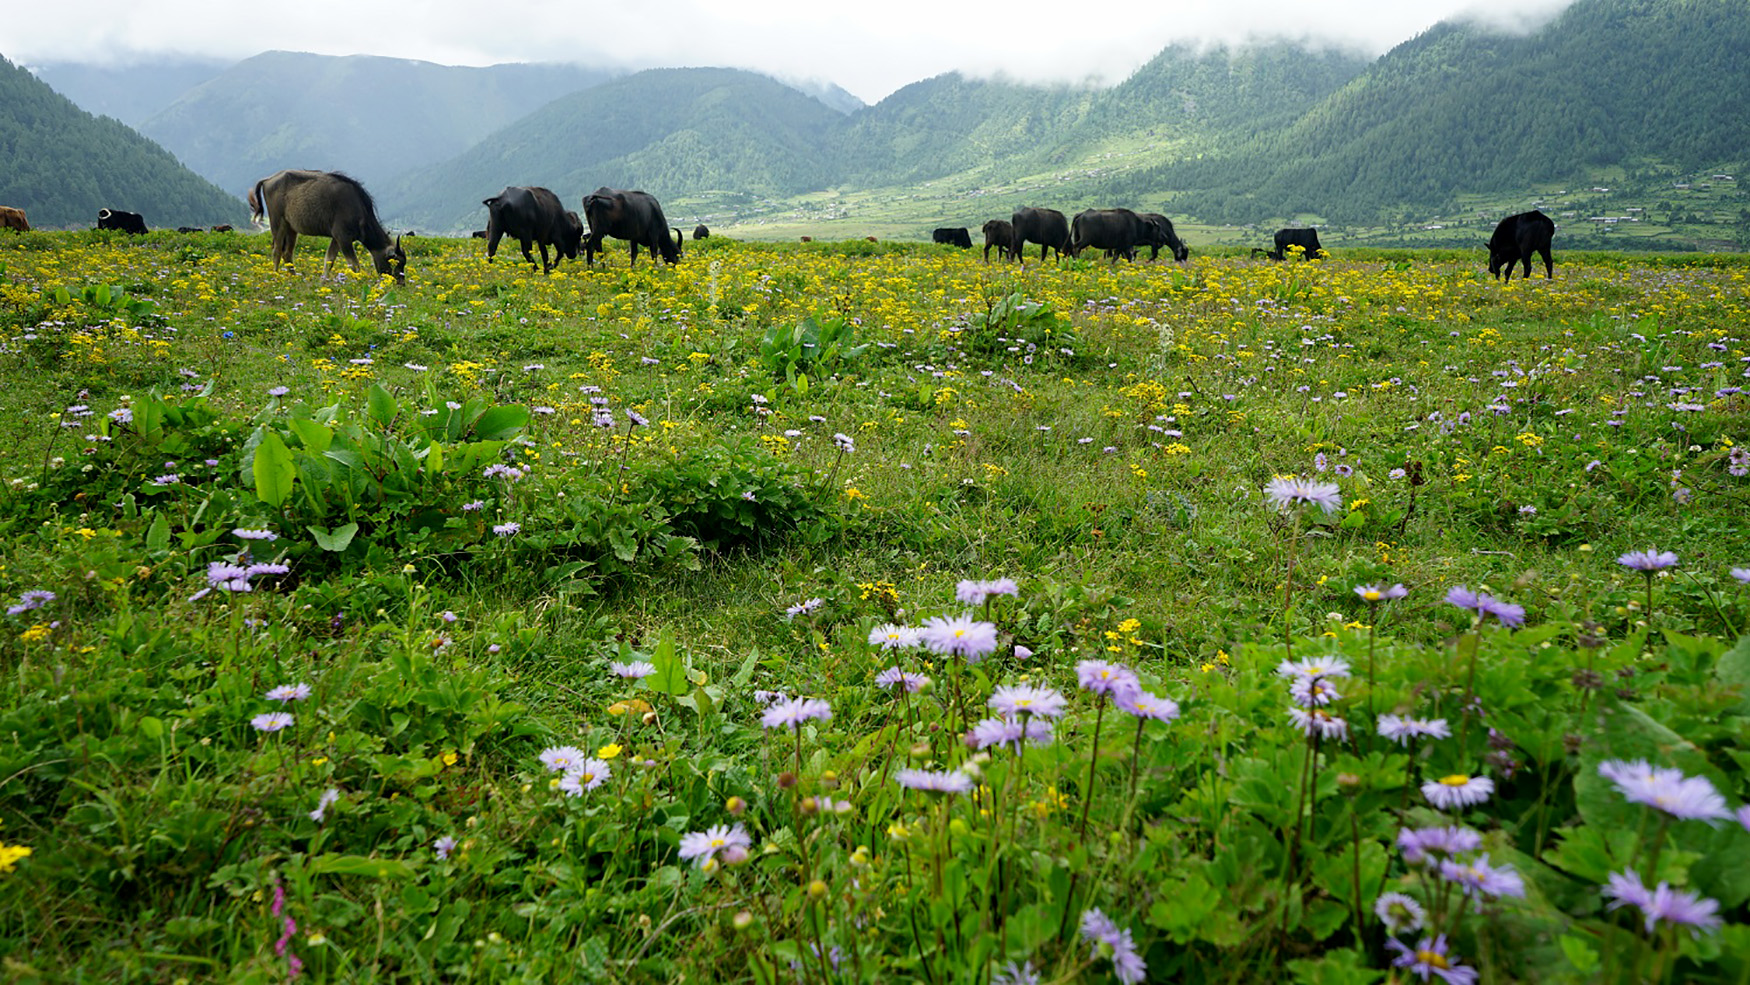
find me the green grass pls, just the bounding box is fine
[2,232,1749,982]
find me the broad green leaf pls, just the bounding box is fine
[648,632,691,696]
[145,513,170,553]
[308,522,359,552]
[473,405,529,441]
[287,418,333,454]
[366,384,398,428]
[252,430,295,508]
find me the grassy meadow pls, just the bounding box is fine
[1,229,1749,983]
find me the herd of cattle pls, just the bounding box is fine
[0,170,1559,283]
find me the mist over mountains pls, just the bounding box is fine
[7,0,1748,245]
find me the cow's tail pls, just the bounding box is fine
[671,227,684,260]
[248,181,266,226]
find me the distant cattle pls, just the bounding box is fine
[800,236,813,243]
[694,224,710,240]
[211,224,233,233]
[865,236,878,243]
[176,226,201,233]
[1070,208,1156,262]
[981,219,1015,262]
[251,170,406,283]
[1267,228,1324,261]
[471,230,487,238]
[0,206,27,232]
[97,209,148,234]
[1010,207,1071,262]
[582,188,680,266]
[932,227,973,249]
[483,186,583,274]
[1139,213,1190,262]
[1487,210,1556,282]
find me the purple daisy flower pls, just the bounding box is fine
[1597,759,1730,822]
[265,682,312,703]
[1618,550,1679,572]
[918,614,999,662]
[1397,825,1484,865]
[895,768,973,795]
[760,696,832,729]
[868,624,921,649]
[1603,869,1723,937]
[609,661,656,680]
[434,835,457,859]
[1378,714,1451,745]
[558,759,612,795]
[1439,853,1526,899]
[678,823,751,868]
[251,712,294,733]
[1354,583,1409,603]
[1387,934,1478,984]
[874,667,930,692]
[1116,690,1181,722]
[1076,659,1140,698]
[987,684,1068,720]
[1263,476,1342,515]
[1288,707,1349,741]
[1375,891,1427,934]
[1421,773,1495,810]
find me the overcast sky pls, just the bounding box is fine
[5,0,1578,104]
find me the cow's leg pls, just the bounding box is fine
[339,240,363,273]
[486,228,503,262]
[1540,248,1553,278]
[518,237,538,270]
[279,230,298,272]
[323,239,342,280]
[629,242,640,267]
[1520,256,1532,280]
[538,242,552,274]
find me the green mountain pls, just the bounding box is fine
[31,57,231,128]
[0,54,247,230]
[381,67,849,233]
[1119,0,1750,225]
[137,51,615,198]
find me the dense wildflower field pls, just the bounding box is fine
[1,230,1749,983]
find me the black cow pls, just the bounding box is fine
[251,170,406,284]
[981,220,1015,263]
[693,224,710,240]
[97,209,148,234]
[1139,213,1190,262]
[483,186,583,274]
[932,227,973,249]
[582,188,681,266]
[471,230,487,238]
[1070,208,1156,262]
[1267,228,1324,261]
[1010,207,1071,262]
[1487,210,1555,282]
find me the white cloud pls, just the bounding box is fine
[3,0,1579,103]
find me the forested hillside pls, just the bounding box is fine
[1118,0,1750,224]
[382,68,848,233]
[0,56,247,230]
[32,57,230,128]
[139,52,615,197]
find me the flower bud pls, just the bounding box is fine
[726,795,747,816]
[807,879,827,900]
[777,771,798,790]
[720,845,750,866]
[733,910,754,930]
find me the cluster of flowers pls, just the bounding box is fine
[6,590,54,616]
[250,681,310,733]
[1277,655,1353,740]
[193,529,289,600]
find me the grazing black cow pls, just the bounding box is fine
[1070,208,1158,262]
[1487,210,1556,282]
[799,236,813,243]
[97,209,148,234]
[176,226,201,233]
[1267,228,1324,261]
[693,224,710,240]
[483,186,584,274]
[981,219,1015,262]
[1138,213,1190,262]
[1010,207,1071,262]
[471,230,487,238]
[932,227,973,249]
[211,224,233,233]
[582,188,681,266]
[251,170,406,283]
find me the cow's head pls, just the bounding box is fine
[560,211,585,259]
[375,236,407,284]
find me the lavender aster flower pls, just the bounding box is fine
[1288,707,1349,741]
[868,624,921,649]
[1387,934,1479,985]
[1290,675,1342,708]
[1597,759,1730,822]
[309,787,340,822]
[1421,773,1495,810]
[1263,476,1342,515]
[874,667,930,692]
[1733,568,1750,585]
[492,522,521,537]
[1397,826,1483,865]
[558,759,612,795]
[1076,659,1140,697]
[1439,854,1526,899]
[538,746,588,772]
[760,696,832,729]
[434,835,457,859]
[1078,908,1147,985]
[1603,869,1723,937]
[7,590,56,616]
[896,768,974,795]
[1618,550,1679,572]
[251,712,295,733]
[1116,690,1181,722]
[918,614,999,662]
[678,823,751,868]
[1275,656,1353,680]
[1375,891,1427,934]
[1354,583,1409,603]
[832,433,855,453]
[784,597,823,618]
[609,661,656,680]
[987,685,1068,720]
[991,960,1041,985]
[1378,714,1451,745]
[265,682,312,703]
